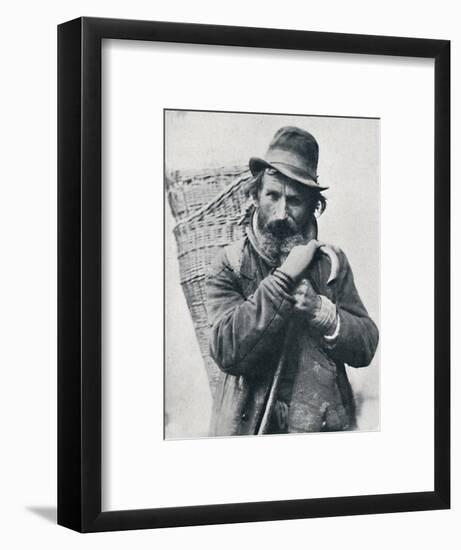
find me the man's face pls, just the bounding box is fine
[256,168,315,239]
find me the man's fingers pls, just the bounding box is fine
[306,239,325,255]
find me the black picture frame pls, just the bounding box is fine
[58,16,450,532]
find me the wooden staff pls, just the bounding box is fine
[257,246,339,435]
[257,326,292,435]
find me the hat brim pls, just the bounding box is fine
[249,157,328,191]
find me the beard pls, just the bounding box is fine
[255,213,313,264]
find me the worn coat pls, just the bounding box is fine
[206,226,379,436]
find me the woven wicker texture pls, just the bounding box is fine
[166,166,253,396]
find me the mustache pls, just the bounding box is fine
[266,219,297,238]
[255,213,313,263]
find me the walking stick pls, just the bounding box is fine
[257,245,339,435]
[257,325,292,434]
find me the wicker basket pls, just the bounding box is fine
[166,167,253,396]
[167,166,250,222]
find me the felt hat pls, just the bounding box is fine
[249,126,328,190]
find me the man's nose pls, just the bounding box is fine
[274,198,288,220]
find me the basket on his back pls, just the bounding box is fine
[166,166,253,396]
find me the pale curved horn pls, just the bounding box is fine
[319,245,339,285]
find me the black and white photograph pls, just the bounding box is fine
[0,0,454,544]
[165,109,380,439]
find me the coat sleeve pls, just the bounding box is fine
[206,247,294,377]
[324,249,379,368]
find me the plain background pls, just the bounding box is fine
[0,1,457,548]
[165,111,380,438]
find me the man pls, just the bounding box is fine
[206,126,379,436]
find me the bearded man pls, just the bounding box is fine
[206,126,379,436]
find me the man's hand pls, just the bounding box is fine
[293,278,321,318]
[280,239,323,282]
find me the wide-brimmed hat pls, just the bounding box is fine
[249,126,328,191]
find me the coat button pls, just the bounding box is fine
[241,413,247,421]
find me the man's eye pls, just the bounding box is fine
[288,198,301,206]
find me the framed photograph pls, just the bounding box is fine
[58,17,450,532]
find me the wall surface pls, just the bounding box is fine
[0,1,457,548]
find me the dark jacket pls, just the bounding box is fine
[206,228,379,436]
